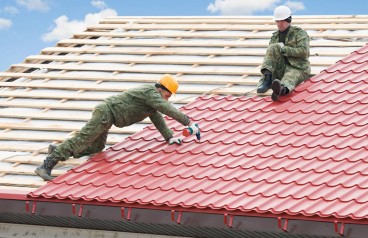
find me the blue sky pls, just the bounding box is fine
[0,0,367,72]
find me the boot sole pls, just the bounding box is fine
[271,80,282,101]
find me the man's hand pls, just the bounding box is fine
[183,123,201,140]
[277,42,284,48]
[188,123,200,134]
[169,137,182,145]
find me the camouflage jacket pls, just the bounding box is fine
[270,25,311,74]
[105,84,190,140]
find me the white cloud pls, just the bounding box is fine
[3,6,20,15]
[0,18,12,30]
[285,1,305,12]
[41,15,86,42]
[42,8,117,42]
[16,0,50,12]
[91,0,108,10]
[207,0,281,15]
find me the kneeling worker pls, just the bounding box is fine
[35,74,200,181]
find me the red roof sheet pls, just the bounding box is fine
[28,44,368,223]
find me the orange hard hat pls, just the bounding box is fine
[158,74,179,94]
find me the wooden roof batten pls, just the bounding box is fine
[0,15,367,190]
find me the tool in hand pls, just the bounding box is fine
[182,123,201,140]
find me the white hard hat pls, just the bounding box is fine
[273,5,291,21]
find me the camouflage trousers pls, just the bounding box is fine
[50,102,114,162]
[259,43,309,92]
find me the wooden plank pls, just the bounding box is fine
[0,141,121,165]
[0,90,111,100]
[0,122,138,134]
[0,144,45,153]
[0,100,179,112]
[10,62,323,76]
[76,31,268,39]
[0,155,38,163]
[86,23,368,31]
[0,177,46,187]
[41,46,269,56]
[25,54,333,67]
[74,30,368,40]
[0,111,89,121]
[0,133,73,143]
[248,90,272,96]
[0,72,255,85]
[0,185,36,192]
[58,38,270,47]
[0,100,95,110]
[0,90,249,107]
[10,63,261,76]
[4,155,87,166]
[99,16,368,25]
[0,81,132,92]
[0,83,255,96]
[57,38,365,48]
[0,109,152,125]
[26,54,264,66]
[39,46,352,57]
[0,133,124,144]
[0,167,64,177]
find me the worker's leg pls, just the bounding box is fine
[35,102,114,180]
[271,65,309,101]
[257,43,287,93]
[280,65,310,92]
[52,102,114,160]
[73,129,108,158]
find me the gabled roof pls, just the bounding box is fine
[0,15,368,192]
[28,43,368,225]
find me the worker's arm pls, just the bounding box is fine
[146,87,200,143]
[149,111,173,141]
[282,29,309,59]
[149,112,198,143]
[146,90,190,126]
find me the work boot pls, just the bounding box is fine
[271,79,287,102]
[257,72,272,93]
[34,155,59,181]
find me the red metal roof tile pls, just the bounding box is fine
[324,61,368,74]
[355,44,368,54]
[28,44,368,224]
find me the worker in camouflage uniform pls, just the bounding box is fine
[35,74,200,181]
[256,5,311,101]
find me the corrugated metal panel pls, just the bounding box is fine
[28,44,368,223]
